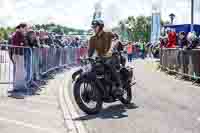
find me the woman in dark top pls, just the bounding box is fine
[178,31,188,49]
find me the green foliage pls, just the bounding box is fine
[161,20,170,27]
[117,16,151,42]
[34,23,85,35]
[0,27,14,40]
[0,23,85,40]
[117,16,170,42]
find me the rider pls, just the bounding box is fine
[88,19,123,97]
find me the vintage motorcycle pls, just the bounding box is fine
[72,52,136,115]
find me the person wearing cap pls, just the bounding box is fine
[89,20,114,57]
[88,19,123,97]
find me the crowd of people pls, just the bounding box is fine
[1,23,88,92]
[105,33,148,62]
[124,41,147,62]
[2,22,186,95]
[159,28,200,50]
[8,23,88,49]
[139,28,200,59]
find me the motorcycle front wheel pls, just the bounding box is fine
[73,79,103,115]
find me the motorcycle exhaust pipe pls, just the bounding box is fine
[124,81,136,89]
[130,81,136,86]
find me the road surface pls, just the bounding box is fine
[0,72,68,133]
[0,59,200,133]
[67,59,200,133]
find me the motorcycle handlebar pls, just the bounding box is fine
[80,56,106,66]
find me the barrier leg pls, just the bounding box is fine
[24,49,32,82]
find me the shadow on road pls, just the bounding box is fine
[74,103,139,121]
[7,68,71,99]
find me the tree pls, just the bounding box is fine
[0,32,3,41]
[35,24,41,30]
[118,21,126,41]
[117,16,171,42]
[3,30,8,40]
[0,24,86,40]
[118,16,151,42]
[52,27,63,34]
[161,20,170,27]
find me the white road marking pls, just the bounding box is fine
[197,117,200,121]
[59,74,77,133]
[25,98,58,106]
[0,102,59,116]
[0,117,57,133]
[63,70,87,133]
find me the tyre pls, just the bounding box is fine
[73,79,103,115]
[120,86,132,104]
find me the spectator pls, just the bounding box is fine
[167,30,177,48]
[187,32,199,49]
[127,42,133,62]
[35,32,41,47]
[39,30,50,48]
[112,34,124,52]
[131,43,137,59]
[8,32,15,64]
[45,34,54,47]
[11,23,27,91]
[25,29,42,82]
[116,41,124,52]
[178,31,188,49]
[146,42,153,58]
[159,37,166,48]
[70,37,79,48]
[139,40,145,59]
[12,24,26,47]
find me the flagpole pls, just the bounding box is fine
[191,0,194,31]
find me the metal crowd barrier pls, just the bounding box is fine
[0,44,88,96]
[160,48,200,81]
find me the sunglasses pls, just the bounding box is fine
[92,25,98,29]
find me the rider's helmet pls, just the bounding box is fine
[91,19,104,29]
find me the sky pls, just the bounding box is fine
[156,0,200,25]
[0,0,199,29]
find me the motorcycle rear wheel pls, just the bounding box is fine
[74,79,103,115]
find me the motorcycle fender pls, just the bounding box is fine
[76,72,96,82]
[75,73,106,96]
[72,69,83,82]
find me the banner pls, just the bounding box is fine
[151,12,161,44]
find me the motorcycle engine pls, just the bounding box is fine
[94,62,105,79]
[120,67,133,82]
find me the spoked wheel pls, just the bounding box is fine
[119,86,132,105]
[73,79,103,115]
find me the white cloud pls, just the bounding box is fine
[0,0,15,17]
[0,0,151,29]
[160,0,200,24]
[0,0,198,29]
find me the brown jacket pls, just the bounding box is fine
[88,31,114,57]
